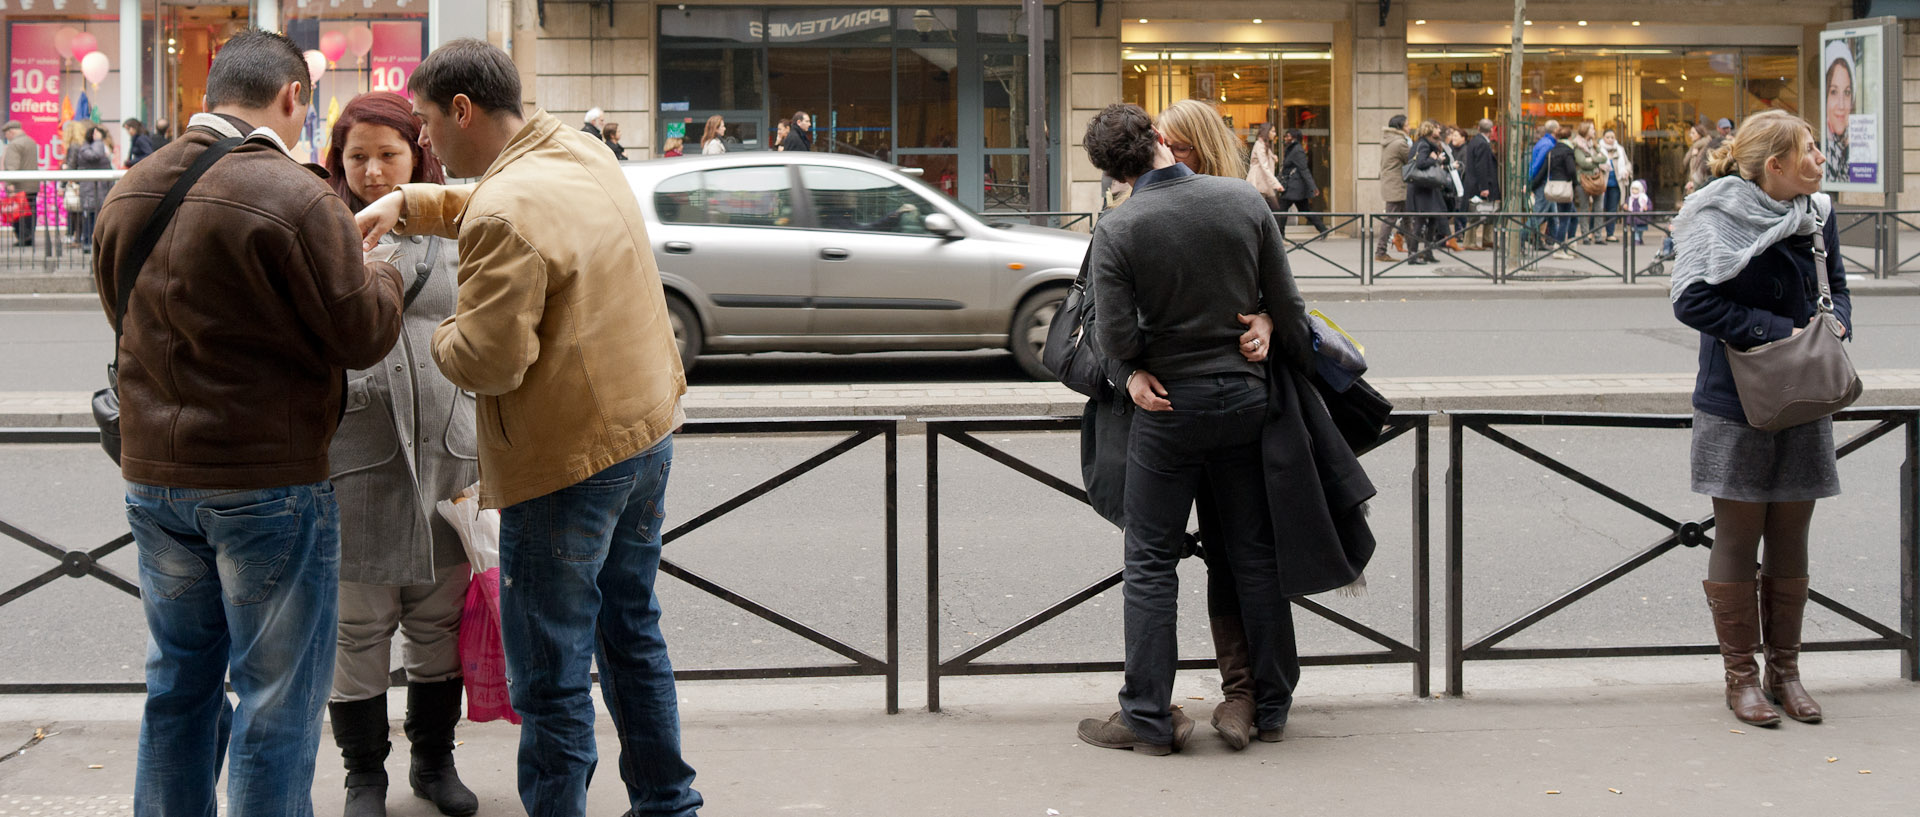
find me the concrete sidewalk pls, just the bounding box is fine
[2,660,1916,815]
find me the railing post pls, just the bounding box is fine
[1623,214,1635,285]
[1413,420,1432,698]
[1361,214,1374,286]
[885,423,900,714]
[1904,411,1918,681]
[925,427,942,712]
[1446,415,1466,697]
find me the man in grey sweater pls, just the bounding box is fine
[1075,102,1312,756]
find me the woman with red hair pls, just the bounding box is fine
[320,91,478,817]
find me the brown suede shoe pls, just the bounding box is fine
[1373,252,1397,263]
[1704,580,1782,727]
[1076,708,1194,755]
[1256,725,1285,743]
[1760,577,1824,723]
[1210,615,1257,750]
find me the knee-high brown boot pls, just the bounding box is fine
[1760,577,1823,723]
[1703,581,1781,727]
[1209,615,1257,749]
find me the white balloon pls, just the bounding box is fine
[79,52,110,86]
[304,50,328,84]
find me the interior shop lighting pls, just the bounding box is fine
[1252,19,1262,24]
[1633,21,1642,26]
[1574,74,1584,83]
[1414,19,1426,25]
[1578,20,1588,26]
[1138,19,1148,24]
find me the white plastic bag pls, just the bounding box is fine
[436,483,501,573]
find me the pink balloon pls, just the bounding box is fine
[345,26,375,58]
[318,31,347,64]
[80,52,110,86]
[70,31,99,61]
[304,50,328,84]
[53,27,79,60]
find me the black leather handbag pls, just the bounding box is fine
[1041,255,1111,398]
[93,137,243,463]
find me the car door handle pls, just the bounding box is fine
[819,248,850,261]
[663,241,694,254]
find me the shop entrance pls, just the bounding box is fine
[1122,46,1334,209]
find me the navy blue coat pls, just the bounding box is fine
[1673,216,1853,422]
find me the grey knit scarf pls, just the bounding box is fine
[1669,175,1828,302]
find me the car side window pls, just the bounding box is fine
[800,166,936,235]
[652,171,707,224]
[652,167,795,227]
[703,166,794,227]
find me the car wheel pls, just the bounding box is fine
[666,295,702,375]
[1009,288,1066,381]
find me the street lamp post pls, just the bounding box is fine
[1024,0,1048,224]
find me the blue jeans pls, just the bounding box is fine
[128,481,340,817]
[1120,375,1294,742]
[1602,185,1622,238]
[499,436,701,817]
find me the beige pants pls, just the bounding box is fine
[331,563,471,703]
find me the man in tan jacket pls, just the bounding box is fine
[356,39,698,816]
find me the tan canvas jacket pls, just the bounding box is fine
[397,110,685,509]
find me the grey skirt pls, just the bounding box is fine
[1690,410,1840,502]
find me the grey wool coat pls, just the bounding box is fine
[329,235,478,586]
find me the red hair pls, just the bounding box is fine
[324,92,445,209]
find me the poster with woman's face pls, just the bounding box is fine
[1821,27,1882,192]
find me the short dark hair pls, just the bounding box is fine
[1083,103,1156,182]
[1388,114,1408,130]
[1285,128,1303,142]
[122,118,143,132]
[205,30,311,109]
[409,38,522,115]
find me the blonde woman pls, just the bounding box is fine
[1154,98,1245,181]
[1671,110,1846,728]
[701,114,726,155]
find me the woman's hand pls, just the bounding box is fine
[1236,312,1273,363]
[1128,370,1172,411]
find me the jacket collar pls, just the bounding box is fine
[1133,162,1193,191]
[187,112,294,156]
[480,110,562,183]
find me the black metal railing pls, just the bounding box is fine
[0,418,904,712]
[923,413,1432,712]
[1445,409,1920,695]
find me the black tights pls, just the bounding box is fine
[1707,498,1815,582]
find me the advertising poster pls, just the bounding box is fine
[369,21,424,99]
[1820,26,1884,192]
[8,23,67,169]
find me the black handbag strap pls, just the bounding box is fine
[111,137,245,340]
[400,236,442,309]
[1809,203,1835,314]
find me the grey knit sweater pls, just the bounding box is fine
[1089,168,1310,381]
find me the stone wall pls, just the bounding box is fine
[528,0,655,156]
[1064,1,1120,213]
[1351,0,1409,218]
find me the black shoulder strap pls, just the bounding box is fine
[112,137,245,339]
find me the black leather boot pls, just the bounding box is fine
[406,678,478,817]
[329,695,392,817]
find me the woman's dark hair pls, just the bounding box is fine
[1388,114,1408,130]
[324,92,445,210]
[604,122,622,142]
[1252,122,1274,145]
[409,38,522,116]
[1083,103,1156,182]
[206,29,311,108]
[1285,128,1304,143]
[86,125,108,143]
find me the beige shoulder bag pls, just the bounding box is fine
[1723,217,1862,432]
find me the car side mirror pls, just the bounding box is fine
[924,213,959,239]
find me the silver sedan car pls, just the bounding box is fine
[624,152,1090,378]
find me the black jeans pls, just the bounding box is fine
[1120,374,1296,742]
[1275,197,1328,232]
[13,193,35,246]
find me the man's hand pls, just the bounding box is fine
[1128,370,1171,411]
[1236,312,1273,363]
[356,190,405,252]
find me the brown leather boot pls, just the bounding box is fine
[1209,615,1257,750]
[1392,233,1406,253]
[1760,577,1824,723]
[1703,581,1781,727]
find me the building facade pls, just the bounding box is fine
[10,0,1916,213]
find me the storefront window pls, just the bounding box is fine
[661,6,1057,211]
[1408,46,1797,208]
[279,1,430,164]
[1122,47,1333,204]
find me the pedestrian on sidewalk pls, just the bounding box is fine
[1527,119,1560,251]
[1246,122,1282,209]
[355,39,700,816]
[1625,179,1652,245]
[1599,129,1633,242]
[320,91,478,817]
[68,125,114,252]
[93,29,406,816]
[1403,120,1452,265]
[124,118,157,166]
[3,120,40,247]
[1571,122,1607,244]
[701,114,727,155]
[1460,118,1500,250]
[1074,102,1314,756]
[1372,115,1411,262]
[1277,128,1329,234]
[1671,109,1846,729]
[1530,124,1578,259]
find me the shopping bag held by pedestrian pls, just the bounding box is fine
[438,483,522,724]
[93,138,243,463]
[1723,218,1861,431]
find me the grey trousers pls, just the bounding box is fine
[1373,200,1407,253]
[331,562,471,702]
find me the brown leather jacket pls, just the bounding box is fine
[93,120,404,489]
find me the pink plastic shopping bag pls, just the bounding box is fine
[457,566,520,724]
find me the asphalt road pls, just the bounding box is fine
[0,422,1907,690]
[7,295,1920,391]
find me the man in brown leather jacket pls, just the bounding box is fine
[91,29,404,816]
